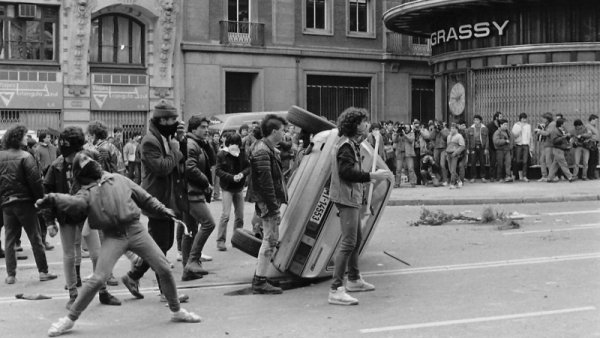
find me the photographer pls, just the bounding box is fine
[533,112,556,181]
[400,124,418,187]
[393,123,406,187]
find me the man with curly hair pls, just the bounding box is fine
[328,107,390,305]
[86,121,120,173]
[0,125,57,284]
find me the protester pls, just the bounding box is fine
[570,119,593,180]
[39,151,201,337]
[123,134,140,182]
[420,152,442,187]
[585,114,599,179]
[0,125,57,284]
[35,132,58,176]
[393,123,406,187]
[246,114,289,294]
[512,113,533,181]
[180,115,217,281]
[41,127,120,309]
[328,107,390,305]
[546,118,574,182]
[87,121,119,174]
[493,119,514,182]
[121,100,189,301]
[486,112,503,181]
[445,123,466,189]
[400,123,417,188]
[430,120,449,185]
[534,112,556,182]
[457,120,469,186]
[215,133,250,251]
[467,115,489,183]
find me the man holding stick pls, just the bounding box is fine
[328,108,390,305]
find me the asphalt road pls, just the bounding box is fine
[0,200,599,338]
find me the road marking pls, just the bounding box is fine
[544,209,600,216]
[360,306,597,333]
[364,252,600,277]
[503,223,600,235]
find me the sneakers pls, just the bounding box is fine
[5,276,15,284]
[181,270,203,282]
[171,308,202,323]
[200,254,213,262]
[252,276,283,294]
[328,287,358,305]
[216,242,227,251]
[99,291,121,306]
[44,242,54,251]
[39,272,58,282]
[185,260,208,275]
[106,275,119,286]
[538,177,547,182]
[449,185,457,189]
[160,293,189,303]
[48,316,74,337]
[469,179,475,183]
[457,180,463,188]
[504,177,513,182]
[481,178,488,183]
[442,182,448,187]
[346,278,375,292]
[121,275,144,299]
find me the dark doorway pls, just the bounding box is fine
[226,72,255,114]
[411,79,435,123]
[306,75,371,122]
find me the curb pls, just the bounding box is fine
[388,194,600,206]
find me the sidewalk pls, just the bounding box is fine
[388,179,600,206]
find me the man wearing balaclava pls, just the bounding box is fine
[122,100,189,302]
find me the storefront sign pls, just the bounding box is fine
[91,84,149,111]
[430,20,509,46]
[0,81,62,109]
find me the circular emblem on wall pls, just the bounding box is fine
[448,82,466,116]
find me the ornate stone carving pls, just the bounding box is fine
[68,85,87,97]
[157,0,177,79]
[68,0,96,83]
[153,87,172,99]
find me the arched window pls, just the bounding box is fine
[90,14,144,65]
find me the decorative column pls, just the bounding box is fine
[150,0,179,110]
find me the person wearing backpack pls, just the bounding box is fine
[37,151,202,337]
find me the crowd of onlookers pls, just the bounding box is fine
[363,112,600,189]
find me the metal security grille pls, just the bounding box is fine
[307,75,371,122]
[469,64,600,165]
[90,111,148,140]
[0,109,61,135]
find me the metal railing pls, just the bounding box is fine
[219,21,265,47]
[386,32,431,57]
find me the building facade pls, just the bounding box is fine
[179,0,432,125]
[384,0,600,127]
[0,0,433,137]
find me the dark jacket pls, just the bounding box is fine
[0,149,44,207]
[34,142,57,176]
[48,172,173,230]
[185,133,213,202]
[550,128,571,151]
[329,137,370,208]
[493,129,514,151]
[467,124,489,150]
[216,149,250,193]
[94,139,120,173]
[486,121,499,151]
[140,122,186,216]
[42,156,82,226]
[246,138,288,215]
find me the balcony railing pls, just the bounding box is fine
[219,21,265,47]
[386,32,431,57]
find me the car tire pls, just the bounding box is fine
[231,229,262,258]
[287,106,336,135]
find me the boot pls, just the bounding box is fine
[184,259,208,275]
[99,290,121,306]
[252,275,282,294]
[181,269,203,282]
[66,288,77,310]
[75,265,82,287]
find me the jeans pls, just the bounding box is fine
[331,204,361,290]
[588,148,599,179]
[128,218,174,292]
[216,190,244,244]
[395,152,405,183]
[448,155,460,185]
[514,145,530,177]
[434,149,448,183]
[182,201,216,265]
[60,222,102,291]
[405,156,417,185]
[255,202,280,277]
[68,222,180,321]
[458,153,468,182]
[211,166,221,199]
[469,145,488,179]
[495,149,512,179]
[573,147,590,178]
[489,148,497,179]
[540,147,554,178]
[547,148,572,180]
[3,202,48,277]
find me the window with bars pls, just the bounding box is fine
[90,14,144,65]
[306,75,371,122]
[0,4,58,61]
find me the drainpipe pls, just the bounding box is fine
[295,56,301,106]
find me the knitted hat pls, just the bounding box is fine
[152,100,178,119]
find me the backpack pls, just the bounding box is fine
[85,174,139,230]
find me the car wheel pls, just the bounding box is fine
[231,229,262,258]
[287,106,336,135]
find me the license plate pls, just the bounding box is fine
[309,192,330,225]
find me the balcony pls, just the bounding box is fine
[386,32,431,57]
[219,21,265,47]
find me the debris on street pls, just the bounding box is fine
[408,206,521,230]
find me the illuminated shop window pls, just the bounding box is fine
[90,14,144,65]
[304,0,333,35]
[0,4,58,61]
[348,0,374,37]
